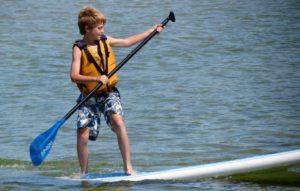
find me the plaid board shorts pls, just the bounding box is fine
[76,88,124,136]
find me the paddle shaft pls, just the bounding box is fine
[64,14,173,120]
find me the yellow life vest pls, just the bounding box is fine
[73,36,118,95]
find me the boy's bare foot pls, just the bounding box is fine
[125,168,136,176]
[71,173,82,179]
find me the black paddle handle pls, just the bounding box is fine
[64,11,175,120]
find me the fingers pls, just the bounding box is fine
[96,75,108,84]
[153,24,165,33]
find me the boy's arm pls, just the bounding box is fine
[70,46,108,84]
[108,24,164,47]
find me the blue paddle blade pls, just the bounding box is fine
[29,118,65,166]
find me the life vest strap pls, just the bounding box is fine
[83,46,104,75]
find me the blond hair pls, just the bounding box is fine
[78,6,106,35]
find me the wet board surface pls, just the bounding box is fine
[60,149,300,183]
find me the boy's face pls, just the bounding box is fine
[86,23,104,40]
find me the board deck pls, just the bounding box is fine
[60,149,300,183]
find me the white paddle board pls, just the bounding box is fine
[60,149,300,183]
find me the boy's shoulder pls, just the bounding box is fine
[73,39,86,50]
[73,35,108,50]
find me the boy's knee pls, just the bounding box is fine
[112,123,126,136]
[77,128,89,143]
[109,113,125,132]
[113,123,123,131]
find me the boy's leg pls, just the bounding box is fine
[109,113,134,175]
[77,127,89,175]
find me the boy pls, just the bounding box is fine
[70,6,164,176]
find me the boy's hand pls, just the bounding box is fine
[96,75,108,85]
[154,24,164,33]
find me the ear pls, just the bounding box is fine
[84,25,90,34]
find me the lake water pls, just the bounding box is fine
[0,0,299,190]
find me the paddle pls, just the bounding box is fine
[29,11,175,166]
